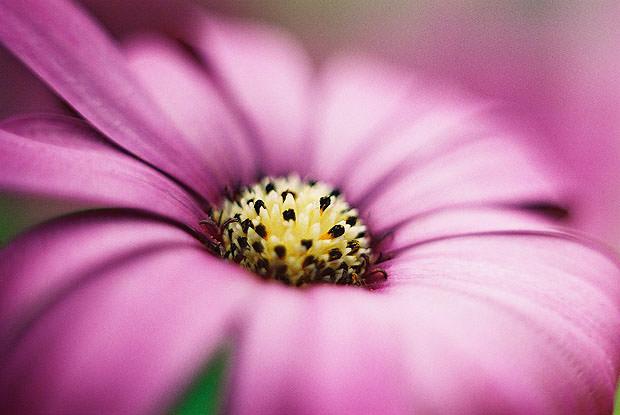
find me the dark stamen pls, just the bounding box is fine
[275,265,289,284]
[255,224,267,239]
[241,218,254,233]
[256,258,269,270]
[346,216,357,226]
[282,209,296,221]
[339,274,352,285]
[330,189,341,197]
[328,224,345,238]
[265,182,276,193]
[329,248,342,261]
[237,236,249,250]
[347,240,360,255]
[221,217,240,229]
[254,199,266,214]
[320,196,331,212]
[252,241,264,253]
[302,255,315,268]
[275,264,288,276]
[275,245,286,259]
[301,239,313,249]
[320,267,335,280]
[281,190,296,202]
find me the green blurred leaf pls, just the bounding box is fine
[0,195,85,246]
[614,381,620,415]
[171,349,230,415]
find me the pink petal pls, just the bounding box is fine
[78,0,196,37]
[542,17,620,245]
[124,34,256,186]
[0,46,62,119]
[228,286,413,415]
[0,114,205,226]
[384,206,558,252]
[340,96,492,205]
[0,221,258,414]
[0,210,201,347]
[361,3,620,246]
[310,56,565,232]
[381,232,620,413]
[361,132,564,233]
[309,55,418,183]
[191,14,313,175]
[229,231,620,413]
[0,0,218,199]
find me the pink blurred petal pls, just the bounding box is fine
[0,210,201,348]
[310,56,565,233]
[361,132,564,233]
[0,115,205,225]
[78,0,196,37]
[0,46,63,119]
[124,34,256,186]
[190,14,313,175]
[380,232,620,413]
[0,232,258,414]
[228,287,412,415]
[309,55,417,183]
[230,230,620,413]
[542,15,620,244]
[339,96,491,205]
[364,4,620,246]
[0,0,218,199]
[385,206,557,252]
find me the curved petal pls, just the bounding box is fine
[0,215,258,414]
[0,0,218,199]
[0,209,200,348]
[341,99,492,206]
[190,14,313,175]
[309,54,418,182]
[2,113,117,151]
[380,232,620,413]
[78,0,196,37]
[383,205,558,252]
[361,131,564,233]
[227,286,413,415]
[229,231,620,414]
[124,34,255,186]
[367,2,620,246]
[310,56,565,232]
[0,46,63,119]
[0,114,205,226]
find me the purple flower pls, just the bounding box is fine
[1,0,619,413]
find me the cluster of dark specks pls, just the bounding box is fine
[212,175,372,287]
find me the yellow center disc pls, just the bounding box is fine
[214,175,371,286]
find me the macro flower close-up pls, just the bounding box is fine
[1,0,620,414]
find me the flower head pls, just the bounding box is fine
[0,0,619,414]
[212,175,371,286]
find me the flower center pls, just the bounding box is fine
[213,175,372,286]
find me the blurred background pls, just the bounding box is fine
[1,0,619,247]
